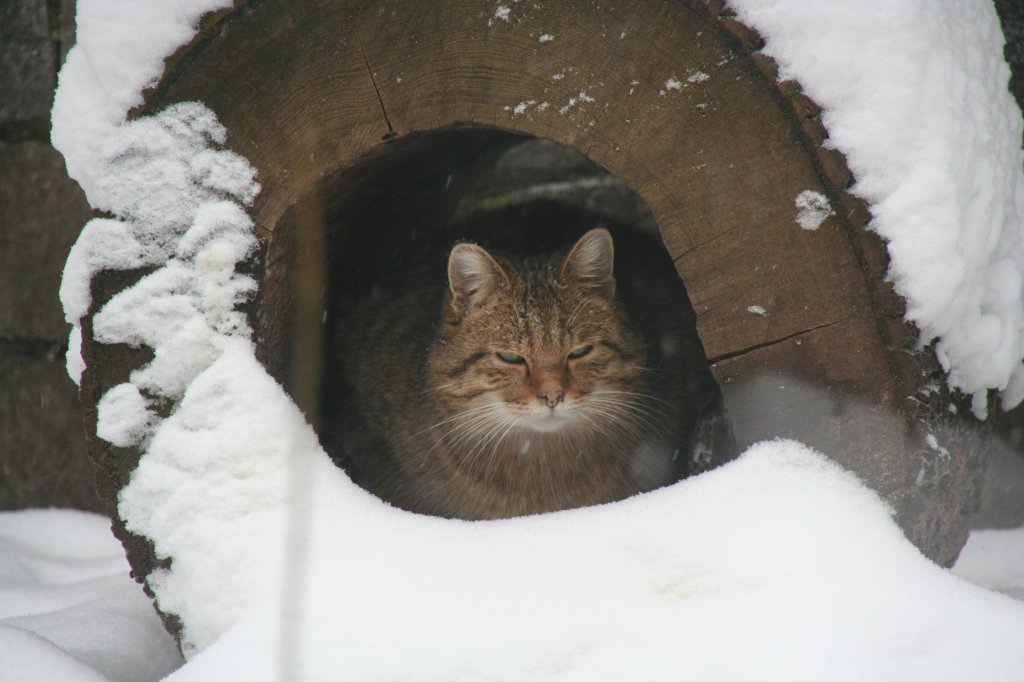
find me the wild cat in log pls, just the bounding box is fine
[338,229,691,519]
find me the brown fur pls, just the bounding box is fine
[339,229,685,519]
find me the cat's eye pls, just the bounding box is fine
[496,351,526,365]
[568,344,593,360]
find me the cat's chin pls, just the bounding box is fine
[520,410,576,434]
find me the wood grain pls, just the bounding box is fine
[140,0,922,445]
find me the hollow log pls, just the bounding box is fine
[76,1,989,639]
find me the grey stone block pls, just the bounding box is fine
[0,0,56,125]
[722,371,987,567]
[0,141,92,340]
[972,437,1024,530]
[0,344,99,512]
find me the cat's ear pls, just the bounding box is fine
[447,243,508,311]
[561,228,615,299]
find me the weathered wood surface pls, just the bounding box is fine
[144,1,932,458]
[75,0,984,612]
[146,2,910,399]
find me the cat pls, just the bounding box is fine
[335,228,692,519]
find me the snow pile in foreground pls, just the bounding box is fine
[729,0,1024,416]
[3,504,1022,682]
[135,436,1022,682]
[953,527,1024,601]
[3,505,1023,682]
[0,509,181,682]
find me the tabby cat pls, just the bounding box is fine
[338,228,687,519]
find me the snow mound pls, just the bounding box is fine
[0,509,182,682]
[730,0,1024,416]
[953,527,1024,600]
[153,439,1024,681]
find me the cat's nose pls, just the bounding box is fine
[539,390,564,408]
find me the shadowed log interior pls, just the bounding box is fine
[266,126,736,485]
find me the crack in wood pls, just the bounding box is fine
[707,318,847,365]
[673,222,744,262]
[361,48,396,140]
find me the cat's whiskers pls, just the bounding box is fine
[591,388,679,411]
[417,401,504,435]
[620,363,665,375]
[439,409,509,452]
[586,394,668,422]
[580,393,671,443]
[587,395,675,434]
[582,404,647,444]
[417,404,508,459]
[445,401,520,448]
[438,418,505,475]
[475,416,521,480]
[482,413,520,453]
[574,409,620,442]
[584,398,671,439]
[456,413,517,476]
[454,414,507,455]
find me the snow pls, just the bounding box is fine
[51,0,251,387]
[8,448,1024,680]
[953,528,1024,601]
[511,100,535,115]
[96,383,155,448]
[729,0,1024,416]
[46,0,1024,679]
[794,189,834,230]
[558,90,596,115]
[162,441,1024,681]
[0,509,182,681]
[57,102,259,411]
[51,0,234,205]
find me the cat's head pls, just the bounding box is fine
[429,228,649,435]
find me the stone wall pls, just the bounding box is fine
[0,0,100,512]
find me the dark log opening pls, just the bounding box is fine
[261,125,737,500]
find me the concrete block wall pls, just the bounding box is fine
[0,0,100,512]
